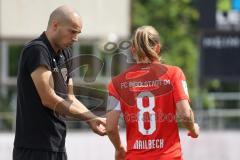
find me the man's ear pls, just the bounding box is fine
[52,20,59,31]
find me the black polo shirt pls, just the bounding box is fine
[14,32,73,152]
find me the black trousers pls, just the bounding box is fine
[13,148,67,160]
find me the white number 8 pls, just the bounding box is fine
[137,91,156,135]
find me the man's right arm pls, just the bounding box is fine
[31,66,100,122]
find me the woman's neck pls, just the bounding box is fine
[137,58,160,64]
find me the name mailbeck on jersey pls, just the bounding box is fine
[133,138,164,150]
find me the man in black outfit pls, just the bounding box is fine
[13,5,106,160]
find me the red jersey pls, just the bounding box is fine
[108,63,189,160]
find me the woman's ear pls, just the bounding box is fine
[131,46,138,61]
[156,43,161,55]
[131,46,136,54]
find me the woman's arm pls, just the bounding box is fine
[106,110,126,160]
[176,100,200,138]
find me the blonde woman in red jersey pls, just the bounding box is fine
[106,26,199,160]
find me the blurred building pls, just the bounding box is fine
[0,0,131,86]
[0,0,131,130]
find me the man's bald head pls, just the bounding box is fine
[45,5,82,51]
[47,5,81,28]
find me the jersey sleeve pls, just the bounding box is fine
[25,46,51,74]
[107,81,121,111]
[172,67,190,103]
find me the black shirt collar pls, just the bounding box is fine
[39,32,61,59]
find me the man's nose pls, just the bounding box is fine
[72,35,79,42]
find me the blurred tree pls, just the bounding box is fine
[132,0,199,105]
[0,88,15,130]
[9,44,23,77]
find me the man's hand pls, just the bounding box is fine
[115,145,126,160]
[188,123,200,138]
[87,117,106,136]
